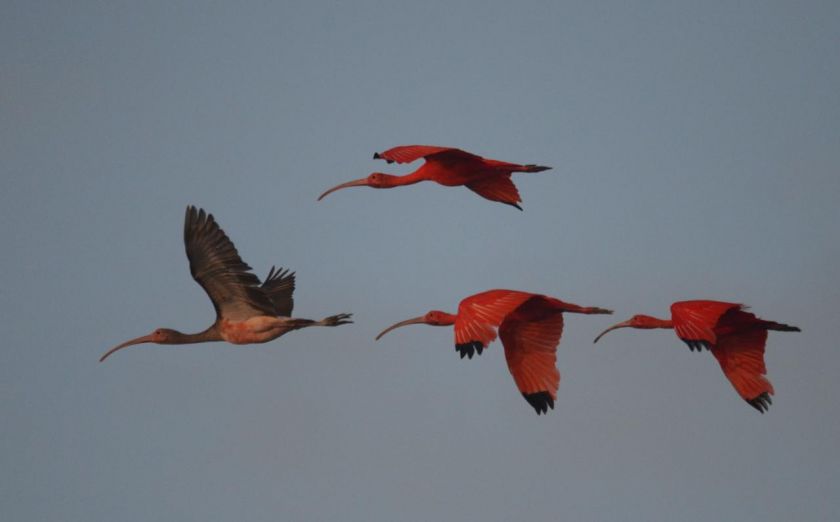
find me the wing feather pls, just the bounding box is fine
[671,300,742,347]
[184,206,277,321]
[261,266,295,317]
[465,175,522,209]
[499,308,564,415]
[453,290,534,358]
[375,145,481,165]
[711,328,774,412]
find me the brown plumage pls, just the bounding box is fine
[100,206,352,362]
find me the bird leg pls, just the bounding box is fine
[281,313,353,330]
[561,304,613,315]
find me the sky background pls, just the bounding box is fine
[2,1,839,520]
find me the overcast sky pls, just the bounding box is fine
[2,1,839,520]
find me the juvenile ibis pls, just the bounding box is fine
[100,206,352,362]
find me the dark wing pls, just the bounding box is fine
[184,206,277,321]
[374,145,482,165]
[261,266,295,317]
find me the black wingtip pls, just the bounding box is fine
[372,152,393,163]
[746,392,772,414]
[523,392,554,415]
[456,341,484,360]
[683,340,711,352]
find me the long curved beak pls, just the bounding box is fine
[375,316,427,341]
[593,320,633,344]
[99,334,155,363]
[318,178,370,201]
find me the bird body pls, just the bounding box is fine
[217,316,316,344]
[376,289,612,414]
[318,145,552,209]
[100,207,352,362]
[594,300,799,413]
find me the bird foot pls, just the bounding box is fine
[322,313,353,326]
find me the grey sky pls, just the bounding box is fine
[2,1,839,520]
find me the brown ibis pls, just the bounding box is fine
[100,206,352,362]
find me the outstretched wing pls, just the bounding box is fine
[453,290,533,359]
[261,266,295,317]
[671,300,742,351]
[465,175,523,210]
[374,145,482,165]
[499,302,564,415]
[184,206,277,321]
[711,328,774,413]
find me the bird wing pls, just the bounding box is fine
[261,266,295,317]
[184,206,277,321]
[375,145,481,165]
[499,308,563,415]
[465,175,523,209]
[453,290,534,359]
[710,327,774,412]
[671,300,742,350]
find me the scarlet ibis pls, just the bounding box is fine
[376,290,612,414]
[317,145,552,210]
[593,300,800,413]
[99,206,352,362]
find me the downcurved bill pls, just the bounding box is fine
[375,316,427,341]
[99,334,155,363]
[593,320,633,344]
[317,178,370,201]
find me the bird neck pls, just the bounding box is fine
[640,316,674,329]
[166,325,222,344]
[386,169,429,187]
[435,312,457,326]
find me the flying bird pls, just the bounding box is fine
[100,206,352,362]
[593,300,800,413]
[376,290,612,414]
[318,145,552,210]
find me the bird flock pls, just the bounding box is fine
[101,145,800,415]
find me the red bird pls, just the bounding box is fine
[593,300,800,413]
[99,206,352,362]
[317,145,552,210]
[376,290,612,414]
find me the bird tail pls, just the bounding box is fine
[520,164,552,173]
[762,320,800,332]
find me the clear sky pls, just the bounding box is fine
[2,1,839,520]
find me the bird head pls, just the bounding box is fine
[375,310,456,340]
[593,315,665,343]
[318,173,399,200]
[99,328,179,362]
